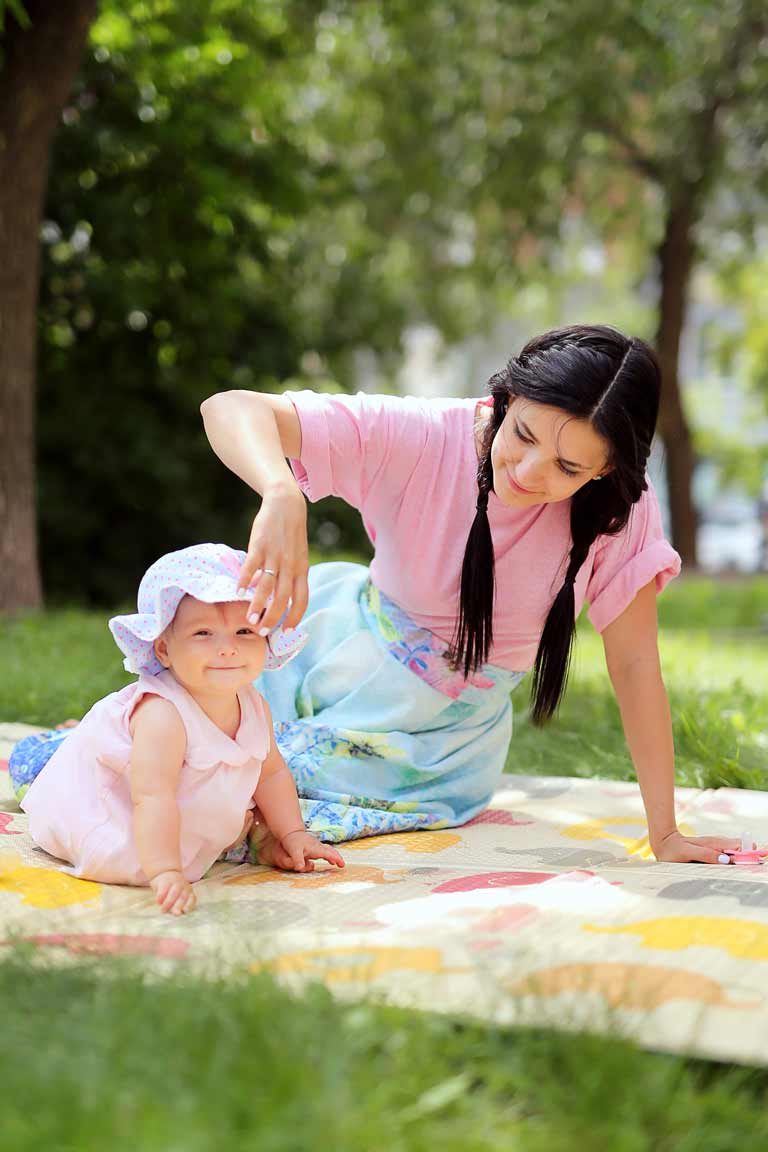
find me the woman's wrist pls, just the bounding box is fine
[649,826,678,853]
[262,476,303,503]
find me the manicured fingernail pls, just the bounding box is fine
[258,627,270,637]
[283,626,294,634]
[718,853,731,864]
[248,614,260,624]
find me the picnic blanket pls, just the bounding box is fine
[2,721,767,1066]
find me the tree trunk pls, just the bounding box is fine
[655,195,698,567]
[0,0,98,613]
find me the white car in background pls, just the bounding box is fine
[697,494,764,573]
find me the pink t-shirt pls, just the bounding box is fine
[287,389,681,671]
[21,670,270,885]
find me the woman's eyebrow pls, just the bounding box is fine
[517,417,589,470]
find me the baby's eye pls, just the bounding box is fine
[193,630,212,637]
[236,627,257,636]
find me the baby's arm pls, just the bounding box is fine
[129,696,196,914]
[253,701,344,872]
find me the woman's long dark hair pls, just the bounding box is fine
[451,324,661,725]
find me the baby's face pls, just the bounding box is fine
[154,597,267,695]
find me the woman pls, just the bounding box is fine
[201,324,736,864]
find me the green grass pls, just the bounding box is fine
[2,574,768,1144]
[2,950,768,1152]
[509,575,768,792]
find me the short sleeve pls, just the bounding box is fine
[284,389,432,510]
[586,480,681,633]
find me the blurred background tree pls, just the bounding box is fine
[299,0,768,564]
[2,0,767,608]
[0,0,98,612]
[37,0,394,603]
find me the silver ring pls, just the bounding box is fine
[262,568,276,576]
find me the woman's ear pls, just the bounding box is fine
[154,634,171,668]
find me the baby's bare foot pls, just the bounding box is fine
[224,810,255,852]
[248,824,281,867]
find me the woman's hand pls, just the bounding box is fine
[150,869,197,915]
[652,830,742,864]
[239,482,309,634]
[272,829,345,870]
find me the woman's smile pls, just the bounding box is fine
[505,466,541,496]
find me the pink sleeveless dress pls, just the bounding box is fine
[21,670,270,884]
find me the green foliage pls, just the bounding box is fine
[0,0,29,32]
[510,577,768,789]
[39,1,371,603]
[35,1,768,601]
[296,0,768,307]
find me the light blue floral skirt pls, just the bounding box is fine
[255,562,524,842]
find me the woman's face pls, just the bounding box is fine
[490,397,611,507]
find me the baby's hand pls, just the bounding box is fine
[278,830,345,873]
[150,869,197,915]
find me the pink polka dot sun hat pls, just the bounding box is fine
[109,543,308,675]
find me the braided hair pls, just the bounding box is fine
[451,324,661,724]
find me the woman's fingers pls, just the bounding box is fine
[259,569,294,633]
[688,844,728,864]
[239,498,310,628]
[246,567,279,626]
[246,566,307,633]
[687,836,741,851]
[285,570,310,630]
[656,833,742,864]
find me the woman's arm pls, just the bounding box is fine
[200,389,303,483]
[602,580,737,864]
[200,390,309,630]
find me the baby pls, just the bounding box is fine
[10,544,344,914]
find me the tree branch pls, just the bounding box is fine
[589,113,664,184]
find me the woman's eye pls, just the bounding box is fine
[513,424,532,444]
[559,463,578,478]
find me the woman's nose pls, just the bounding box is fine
[517,449,545,484]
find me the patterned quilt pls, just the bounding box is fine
[2,721,767,1065]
